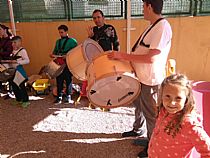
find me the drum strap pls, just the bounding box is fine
[12,48,24,59]
[1,48,24,61]
[57,37,69,54]
[131,18,164,52]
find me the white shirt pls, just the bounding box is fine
[4,47,30,68]
[132,19,172,86]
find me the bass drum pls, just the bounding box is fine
[86,53,140,108]
[66,38,103,81]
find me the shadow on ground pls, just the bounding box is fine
[0,93,143,158]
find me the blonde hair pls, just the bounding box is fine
[157,74,196,137]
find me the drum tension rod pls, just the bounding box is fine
[113,65,117,74]
[107,99,112,106]
[90,90,96,95]
[116,76,122,81]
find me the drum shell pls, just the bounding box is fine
[66,44,87,81]
[86,53,140,108]
[45,60,65,79]
[66,38,103,81]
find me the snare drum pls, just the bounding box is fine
[45,60,65,79]
[0,67,16,82]
[66,38,103,81]
[86,53,140,108]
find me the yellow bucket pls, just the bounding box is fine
[32,79,50,91]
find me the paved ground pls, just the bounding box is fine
[0,92,144,158]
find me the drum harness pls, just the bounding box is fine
[55,37,70,65]
[132,18,164,52]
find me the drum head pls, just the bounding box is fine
[45,61,65,79]
[87,74,140,108]
[83,38,104,62]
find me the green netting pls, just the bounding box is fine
[199,0,210,14]
[70,0,123,19]
[131,0,193,17]
[0,1,10,22]
[0,0,209,22]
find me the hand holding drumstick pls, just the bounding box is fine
[49,54,66,59]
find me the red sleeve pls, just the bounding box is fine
[184,114,210,157]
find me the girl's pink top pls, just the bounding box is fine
[148,109,210,158]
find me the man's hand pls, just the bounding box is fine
[49,53,55,58]
[107,51,125,60]
[87,26,94,38]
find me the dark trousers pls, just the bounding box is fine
[56,66,72,97]
[133,83,159,140]
[10,80,29,102]
[0,81,2,90]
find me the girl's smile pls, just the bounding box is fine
[162,83,188,114]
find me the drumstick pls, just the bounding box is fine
[53,55,66,58]
[0,60,17,63]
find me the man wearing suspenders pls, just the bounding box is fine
[108,0,172,157]
[50,25,77,104]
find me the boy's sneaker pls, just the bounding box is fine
[54,97,62,105]
[21,102,30,108]
[11,100,22,106]
[122,129,145,137]
[137,146,148,158]
[64,95,74,104]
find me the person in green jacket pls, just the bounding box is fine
[50,25,77,104]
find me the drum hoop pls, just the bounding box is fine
[82,38,104,62]
[87,72,140,108]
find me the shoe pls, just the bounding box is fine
[100,107,110,112]
[11,100,22,106]
[54,97,62,105]
[137,146,148,158]
[133,138,149,147]
[88,104,96,109]
[122,129,144,137]
[21,102,30,108]
[4,94,11,100]
[64,95,74,104]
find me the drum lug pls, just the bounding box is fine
[116,76,122,81]
[113,65,117,74]
[107,99,112,106]
[90,90,96,95]
[93,73,96,84]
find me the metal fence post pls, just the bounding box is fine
[193,0,198,16]
[124,0,127,19]
[64,0,71,21]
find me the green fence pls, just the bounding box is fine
[0,0,210,22]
